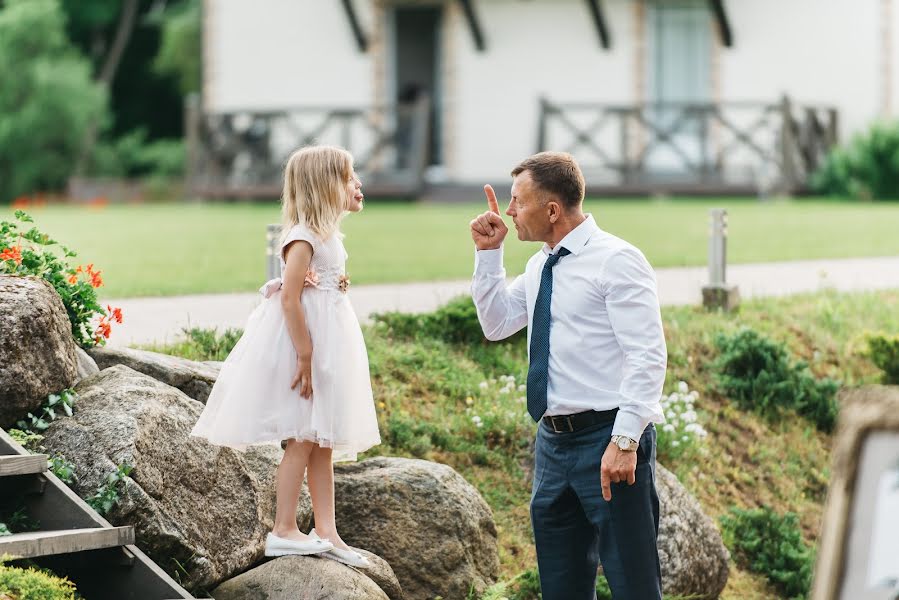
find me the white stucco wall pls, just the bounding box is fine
[203,0,376,111]
[448,0,637,182]
[719,0,880,140]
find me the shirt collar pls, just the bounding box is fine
[542,214,600,256]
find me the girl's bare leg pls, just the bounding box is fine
[306,445,350,549]
[272,439,315,540]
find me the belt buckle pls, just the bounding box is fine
[550,415,575,433]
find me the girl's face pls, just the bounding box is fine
[345,170,364,212]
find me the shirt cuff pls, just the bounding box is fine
[474,247,504,273]
[611,409,651,442]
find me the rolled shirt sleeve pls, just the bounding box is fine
[602,247,668,441]
[471,247,528,342]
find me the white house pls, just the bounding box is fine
[193,0,897,197]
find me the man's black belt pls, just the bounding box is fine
[542,408,619,433]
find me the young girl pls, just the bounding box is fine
[191,145,381,566]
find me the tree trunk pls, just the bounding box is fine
[74,0,140,176]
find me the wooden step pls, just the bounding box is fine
[0,454,48,476]
[0,526,134,559]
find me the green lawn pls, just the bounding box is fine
[3,198,899,297]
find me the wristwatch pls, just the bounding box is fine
[611,435,638,452]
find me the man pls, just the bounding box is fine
[469,152,667,600]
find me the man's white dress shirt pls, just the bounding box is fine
[471,214,667,442]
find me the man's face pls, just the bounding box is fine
[507,171,549,242]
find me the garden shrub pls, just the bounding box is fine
[811,120,899,200]
[867,333,899,384]
[713,328,839,431]
[0,558,78,600]
[720,506,814,599]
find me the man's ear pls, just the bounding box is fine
[547,200,562,224]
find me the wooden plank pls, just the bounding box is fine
[0,454,47,476]
[0,526,134,559]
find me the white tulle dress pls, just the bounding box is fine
[190,223,381,462]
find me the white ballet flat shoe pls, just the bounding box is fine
[309,529,372,568]
[264,532,334,557]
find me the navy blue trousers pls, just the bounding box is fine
[530,420,662,600]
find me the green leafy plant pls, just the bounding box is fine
[0,523,9,536]
[713,328,840,432]
[1,211,122,347]
[372,295,525,346]
[86,462,133,515]
[812,120,899,200]
[720,506,814,599]
[867,333,899,384]
[48,455,76,484]
[16,389,76,432]
[7,428,44,450]
[0,555,78,599]
[0,507,39,536]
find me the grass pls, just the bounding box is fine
[2,198,899,297]
[143,288,899,599]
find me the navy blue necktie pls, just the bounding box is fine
[527,246,571,422]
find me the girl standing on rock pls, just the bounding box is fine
[191,145,381,566]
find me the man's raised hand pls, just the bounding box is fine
[470,184,508,250]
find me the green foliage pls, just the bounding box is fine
[7,429,44,450]
[142,326,244,362]
[1,211,113,347]
[152,0,201,95]
[0,508,39,535]
[0,524,9,536]
[812,120,899,200]
[720,506,814,599]
[372,295,525,346]
[48,455,76,484]
[16,389,76,433]
[90,128,185,178]
[0,0,107,202]
[713,328,840,432]
[0,557,78,600]
[86,462,133,515]
[867,333,899,384]
[12,389,78,484]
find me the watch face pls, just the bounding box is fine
[617,437,628,450]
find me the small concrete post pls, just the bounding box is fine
[266,224,282,280]
[701,209,740,310]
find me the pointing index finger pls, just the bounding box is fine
[484,185,500,215]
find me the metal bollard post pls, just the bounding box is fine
[266,224,282,280]
[708,208,727,286]
[701,209,739,310]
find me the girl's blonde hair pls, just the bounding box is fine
[280,145,354,242]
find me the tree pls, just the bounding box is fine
[153,0,201,95]
[0,0,106,202]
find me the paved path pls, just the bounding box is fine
[102,256,899,348]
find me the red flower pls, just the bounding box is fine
[107,305,123,324]
[90,271,103,288]
[68,274,78,284]
[0,246,22,265]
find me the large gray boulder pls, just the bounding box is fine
[74,346,99,384]
[657,464,730,598]
[0,275,77,427]
[40,365,312,590]
[212,555,394,600]
[87,346,221,403]
[333,457,499,600]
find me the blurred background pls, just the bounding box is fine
[2,0,899,298]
